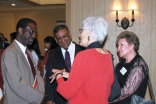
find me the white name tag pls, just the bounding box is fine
[120,67,127,75]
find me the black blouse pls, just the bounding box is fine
[112,53,149,104]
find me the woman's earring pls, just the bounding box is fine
[88,36,90,41]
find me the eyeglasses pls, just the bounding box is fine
[55,34,69,42]
[79,29,87,34]
[25,26,37,35]
[29,30,37,35]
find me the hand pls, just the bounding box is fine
[49,69,63,83]
[53,69,69,78]
[61,71,69,78]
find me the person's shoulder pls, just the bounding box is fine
[115,58,125,68]
[134,54,148,66]
[73,42,85,50]
[76,49,91,56]
[135,54,144,61]
[3,43,18,55]
[48,47,61,55]
[31,50,38,56]
[4,41,10,45]
[31,50,36,53]
[2,46,17,60]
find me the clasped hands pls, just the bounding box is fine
[49,69,69,83]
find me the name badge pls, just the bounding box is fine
[120,67,127,75]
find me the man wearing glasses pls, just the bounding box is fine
[45,25,84,104]
[1,18,45,104]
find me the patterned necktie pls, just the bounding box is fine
[65,49,71,71]
[25,49,36,79]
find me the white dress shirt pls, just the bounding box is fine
[61,41,75,66]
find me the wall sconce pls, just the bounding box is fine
[114,0,138,30]
[115,10,135,30]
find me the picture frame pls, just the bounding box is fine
[56,21,66,25]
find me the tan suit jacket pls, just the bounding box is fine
[1,41,45,104]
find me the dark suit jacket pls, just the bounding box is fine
[45,42,84,104]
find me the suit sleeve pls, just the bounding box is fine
[36,68,45,94]
[45,52,55,101]
[2,51,44,104]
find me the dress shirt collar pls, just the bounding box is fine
[61,41,74,52]
[15,39,27,54]
[61,41,75,66]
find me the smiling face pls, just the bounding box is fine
[54,28,71,49]
[117,38,134,59]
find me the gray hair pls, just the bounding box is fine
[82,16,108,44]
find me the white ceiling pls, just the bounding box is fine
[0,0,65,10]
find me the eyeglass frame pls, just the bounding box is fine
[29,29,37,35]
[78,29,88,34]
[24,26,37,35]
[55,33,69,42]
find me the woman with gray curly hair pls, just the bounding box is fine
[50,16,114,104]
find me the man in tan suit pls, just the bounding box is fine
[1,18,45,104]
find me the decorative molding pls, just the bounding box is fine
[0,4,65,11]
[56,21,66,25]
[29,0,65,5]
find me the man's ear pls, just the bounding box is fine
[69,32,72,39]
[18,28,23,35]
[54,37,58,43]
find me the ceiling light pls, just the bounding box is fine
[11,3,16,6]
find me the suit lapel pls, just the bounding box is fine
[74,44,79,57]
[55,43,83,72]
[55,47,69,72]
[56,43,78,72]
[57,48,67,66]
[74,43,84,57]
[13,41,32,74]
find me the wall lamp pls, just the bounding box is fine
[115,10,135,30]
[113,0,138,30]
